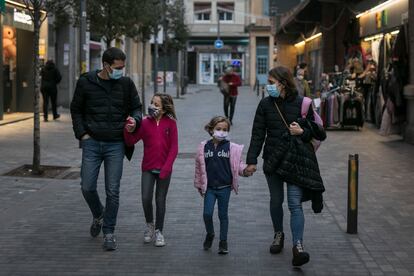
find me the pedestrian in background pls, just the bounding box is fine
[294,68,311,97]
[70,47,142,251]
[41,60,62,122]
[245,66,321,267]
[194,116,249,255]
[219,67,242,125]
[124,93,178,247]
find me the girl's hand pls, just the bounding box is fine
[125,116,136,133]
[289,122,304,136]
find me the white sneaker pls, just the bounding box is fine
[154,229,166,247]
[144,223,155,243]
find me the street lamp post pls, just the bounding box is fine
[217,6,221,81]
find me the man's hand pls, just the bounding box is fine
[81,134,91,140]
[198,188,205,197]
[228,82,233,86]
[125,116,136,133]
[245,164,257,175]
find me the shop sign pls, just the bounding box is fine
[1,0,6,13]
[375,10,388,29]
[14,9,32,25]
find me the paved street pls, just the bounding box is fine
[0,85,414,275]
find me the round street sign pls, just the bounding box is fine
[215,39,224,49]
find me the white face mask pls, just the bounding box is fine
[297,75,304,80]
[213,130,229,141]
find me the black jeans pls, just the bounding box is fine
[41,90,58,119]
[141,171,171,231]
[223,96,237,122]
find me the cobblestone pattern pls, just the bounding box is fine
[0,85,413,275]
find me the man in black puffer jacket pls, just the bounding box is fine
[70,47,142,251]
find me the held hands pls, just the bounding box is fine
[125,116,136,133]
[289,122,304,136]
[244,164,257,177]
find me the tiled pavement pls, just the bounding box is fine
[0,85,413,275]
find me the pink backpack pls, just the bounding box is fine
[301,97,323,151]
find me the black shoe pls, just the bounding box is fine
[292,242,310,267]
[203,233,214,250]
[53,114,60,120]
[218,240,228,255]
[90,212,104,238]
[103,233,117,251]
[270,232,284,254]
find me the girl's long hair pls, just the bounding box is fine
[268,66,298,97]
[154,93,177,120]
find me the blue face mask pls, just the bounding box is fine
[109,68,123,80]
[266,84,280,98]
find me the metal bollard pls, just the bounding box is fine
[347,154,359,234]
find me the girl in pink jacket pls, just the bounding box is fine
[194,116,249,255]
[124,93,178,247]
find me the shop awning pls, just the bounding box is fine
[276,0,320,43]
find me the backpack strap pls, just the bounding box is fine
[301,97,313,118]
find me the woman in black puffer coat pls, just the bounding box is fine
[245,66,324,267]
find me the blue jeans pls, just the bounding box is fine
[203,186,231,241]
[265,174,304,245]
[80,138,124,234]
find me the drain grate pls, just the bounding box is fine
[59,171,81,180]
[2,165,80,180]
[177,152,195,159]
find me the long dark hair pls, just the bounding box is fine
[268,66,298,97]
[153,93,177,120]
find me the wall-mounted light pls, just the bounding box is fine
[294,32,322,48]
[363,34,384,42]
[356,0,401,18]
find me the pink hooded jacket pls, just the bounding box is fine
[194,140,247,194]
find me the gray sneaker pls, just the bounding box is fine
[103,233,117,251]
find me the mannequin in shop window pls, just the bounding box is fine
[41,60,62,122]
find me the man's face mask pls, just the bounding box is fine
[105,63,123,80]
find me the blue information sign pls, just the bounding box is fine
[214,39,224,49]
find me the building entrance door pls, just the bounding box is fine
[256,45,269,86]
[199,53,231,85]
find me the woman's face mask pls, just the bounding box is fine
[266,84,281,98]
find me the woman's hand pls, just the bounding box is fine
[289,122,304,136]
[244,164,257,175]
